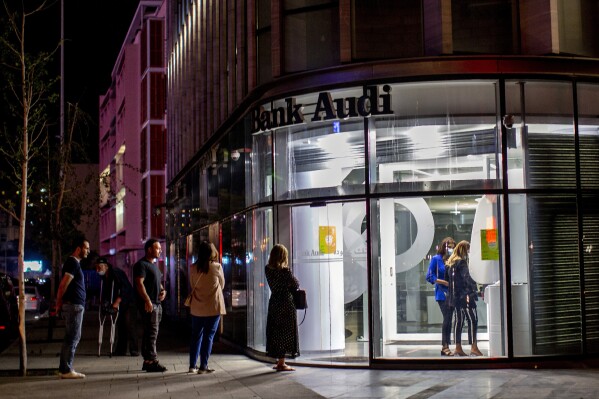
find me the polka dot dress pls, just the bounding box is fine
[265,266,300,359]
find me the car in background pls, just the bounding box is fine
[14,284,47,316]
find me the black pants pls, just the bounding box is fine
[114,303,139,355]
[437,300,453,347]
[454,304,478,345]
[140,303,162,362]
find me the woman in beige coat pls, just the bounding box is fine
[188,242,226,374]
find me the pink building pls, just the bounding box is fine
[99,1,167,274]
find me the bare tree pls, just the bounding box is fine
[0,0,58,376]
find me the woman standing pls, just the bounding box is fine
[188,242,226,374]
[265,244,300,372]
[446,240,484,357]
[426,237,456,356]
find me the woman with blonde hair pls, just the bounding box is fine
[446,240,483,357]
[265,244,300,371]
[188,241,226,374]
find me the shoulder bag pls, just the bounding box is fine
[184,275,200,307]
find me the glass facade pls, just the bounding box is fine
[168,78,599,365]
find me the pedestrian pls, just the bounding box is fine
[426,237,456,356]
[446,240,484,357]
[265,244,300,372]
[188,242,226,374]
[56,236,90,379]
[134,238,167,372]
[95,257,139,356]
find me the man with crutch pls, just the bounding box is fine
[96,257,139,356]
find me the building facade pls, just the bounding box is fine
[165,0,599,367]
[99,1,167,276]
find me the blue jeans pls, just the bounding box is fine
[59,304,84,373]
[189,315,220,369]
[140,303,162,362]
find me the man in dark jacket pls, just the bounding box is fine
[96,257,139,356]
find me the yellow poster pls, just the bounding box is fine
[481,229,499,260]
[319,226,336,254]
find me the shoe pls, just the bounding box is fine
[59,370,86,379]
[453,350,468,357]
[470,350,484,357]
[143,361,167,372]
[440,348,453,356]
[189,367,199,373]
[198,367,215,374]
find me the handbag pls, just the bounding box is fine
[292,289,307,310]
[184,275,200,307]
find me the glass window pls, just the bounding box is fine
[246,207,274,352]
[451,0,515,54]
[558,1,599,57]
[577,83,599,189]
[582,195,599,353]
[273,88,367,200]
[505,81,575,189]
[370,81,501,194]
[509,194,582,356]
[352,0,423,60]
[257,0,272,84]
[221,215,247,344]
[279,200,368,365]
[372,194,504,359]
[250,130,273,204]
[284,4,339,73]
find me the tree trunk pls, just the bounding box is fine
[18,113,29,377]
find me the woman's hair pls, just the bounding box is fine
[437,237,456,260]
[267,244,289,270]
[195,241,219,274]
[445,240,470,267]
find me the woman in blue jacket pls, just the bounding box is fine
[426,237,456,356]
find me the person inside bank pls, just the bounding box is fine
[446,240,484,357]
[426,237,456,357]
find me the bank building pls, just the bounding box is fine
[163,0,599,368]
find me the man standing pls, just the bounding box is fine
[56,237,90,379]
[95,257,139,356]
[134,238,167,372]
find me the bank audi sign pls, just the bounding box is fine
[251,85,393,133]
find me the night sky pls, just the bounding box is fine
[31,0,142,162]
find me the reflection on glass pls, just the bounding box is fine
[577,83,599,189]
[247,208,273,352]
[275,118,365,200]
[505,81,575,189]
[370,81,501,193]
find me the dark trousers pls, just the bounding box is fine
[114,303,139,355]
[437,300,453,347]
[140,303,162,362]
[454,304,478,345]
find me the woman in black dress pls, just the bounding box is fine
[265,244,300,371]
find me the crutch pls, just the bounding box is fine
[108,288,119,357]
[98,279,105,357]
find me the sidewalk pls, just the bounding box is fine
[0,311,324,398]
[2,311,599,398]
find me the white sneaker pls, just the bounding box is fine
[59,370,86,379]
[189,367,199,374]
